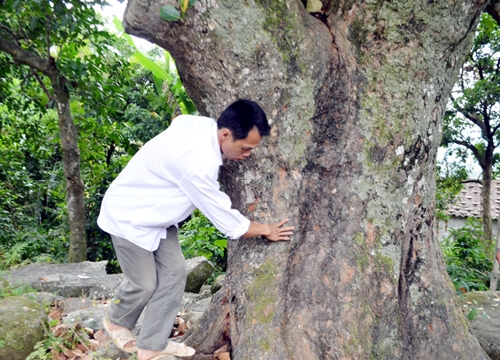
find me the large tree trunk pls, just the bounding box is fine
[125,0,488,358]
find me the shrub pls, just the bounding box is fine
[179,210,227,270]
[441,218,494,292]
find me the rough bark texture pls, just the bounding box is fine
[125,0,488,358]
[50,75,87,263]
[0,38,87,263]
[481,162,493,244]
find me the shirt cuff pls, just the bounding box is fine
[228,217,251,239]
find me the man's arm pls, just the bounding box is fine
[242,219,294,241]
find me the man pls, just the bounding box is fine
[97,99,294,360]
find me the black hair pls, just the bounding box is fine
[217,99,270,140]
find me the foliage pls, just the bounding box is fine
[0,0,216,274]
[160,0,197,22]
[441,218,494,293]
[442,13,500,163]
[0,281,37,300]
[435,160,468,220]
[440,12,500,245]
[26,323,98,360]
[179,210,228,269]
[0,2,191,270]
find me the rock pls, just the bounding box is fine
[181,292,212,325]
[0,296,47,360]
[460,291,500,360]
[3,258,214,300]
[185,257,214,293]
[211,274,225,294]
[199,284,212,295]
[2,261,123,299]
[22,291,64,307]
[62,303,108,330]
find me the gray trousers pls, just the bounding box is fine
[108,226,186,351]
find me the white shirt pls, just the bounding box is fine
[97,115,251,251]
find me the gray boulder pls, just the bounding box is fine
[185,256,214,293]
[0,296,47,360]
[211,274,225,294]
[2,258,215,299]
[1,261,123,299]
[461,291,500,360]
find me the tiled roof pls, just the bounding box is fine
[447,180,500,219]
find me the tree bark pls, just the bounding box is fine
[481,160,493,245]
[0,38,87,263]
[124,0,488,358]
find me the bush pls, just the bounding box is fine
[179,210,227,270]
[441,218,494,292]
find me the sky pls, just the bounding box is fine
[96,0,154,51]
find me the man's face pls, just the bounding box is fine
[220,126,262,161]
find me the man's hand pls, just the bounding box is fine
[243,219,294,241]
[265,219,294,241]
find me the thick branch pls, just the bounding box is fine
[452,138,486,168]
[456,106,487,133]
[0,37,52,75]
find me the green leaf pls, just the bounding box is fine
[189,0,196,7]
[153,75,164,96]
[160,5,181,22]
[214,239,227,249]
[467,307,478,321]
[178,0,189,13]
[133,51,173,83]
[113,16,135,47]
[306,0,322,12]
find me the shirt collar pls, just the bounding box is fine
[211,120,223,166]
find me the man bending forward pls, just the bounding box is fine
[97,99,294,360]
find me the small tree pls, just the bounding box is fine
[442,13,500,246]
[0,0,115,261]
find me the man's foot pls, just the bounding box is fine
[139,341,196,360]
[102,318,137,353]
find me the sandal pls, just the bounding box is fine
[149,341,196,359]
[102,318,138,353]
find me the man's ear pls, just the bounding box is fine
[221,128,232,141]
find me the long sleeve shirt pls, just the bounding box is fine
[97,115,250,251]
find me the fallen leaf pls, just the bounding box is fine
[306,0,322,12]
[93,329,109,345]
[75,343,89,353]
[214,345,229,355]
[52,324,69,337]
[88,339,99,351]
[48,309,62,320]
[178,318,188,333]
[217,352,230,360]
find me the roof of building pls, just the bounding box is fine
[447,180,500,219]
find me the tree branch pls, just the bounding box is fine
[456,106,487,133]
[30,68,53,101]
[451,138,486,168]
[462,179,483,184]
[0,37,52,75]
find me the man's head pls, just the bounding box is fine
[217,100,270,161]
